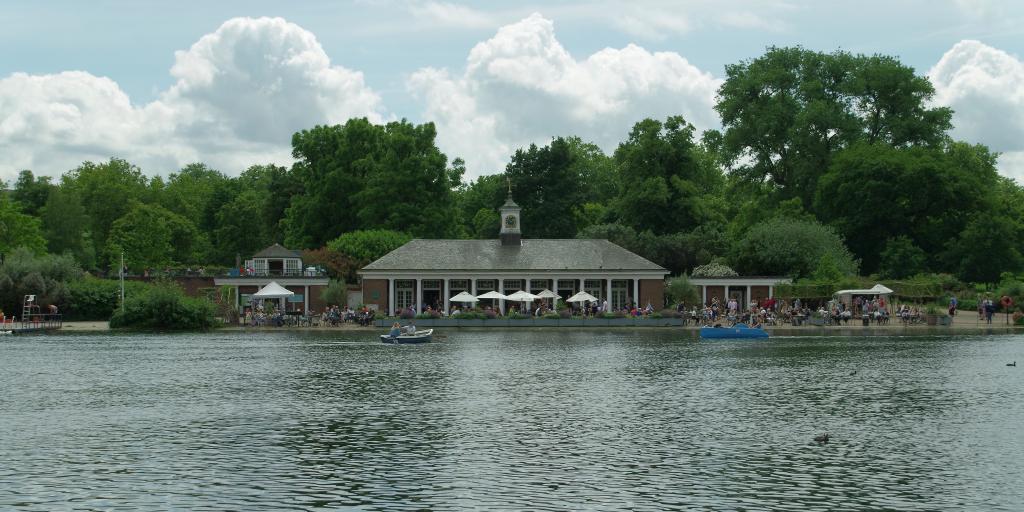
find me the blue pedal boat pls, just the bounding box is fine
[700,323,769,339]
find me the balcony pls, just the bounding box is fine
[227,268,327,278]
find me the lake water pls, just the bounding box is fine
[2,330,1022,510]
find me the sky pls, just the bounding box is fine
[2,0,1023,184]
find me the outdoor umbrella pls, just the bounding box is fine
[567,291,599,303]
[504,290,540,302]
[535,289,560,310]
[475,290,509,313]
[449,291,479,303]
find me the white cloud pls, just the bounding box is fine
[409,1,497,29]
[0,16,382,181]
[929,39,1024,181]
[408,13,723,178]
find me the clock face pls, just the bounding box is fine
[505,215,517,228]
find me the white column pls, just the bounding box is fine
[416,277,423,314]
[471,278,477,295]
[768,285,774,298]
[607,279,613,309]
[388,279,395,316]
[304,285,309,313]
[579,278,585,296]
[746,285,752,308]
[702,285,707,306]
[443,279,450,314]
[498,279,505,314]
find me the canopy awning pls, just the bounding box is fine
[534,289,559,299]
[254,281,293,299]
[476,291,508,300]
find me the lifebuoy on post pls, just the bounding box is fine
[1001,296,1013,308]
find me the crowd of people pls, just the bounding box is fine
[397,299,659,319]
[242,302,376,327]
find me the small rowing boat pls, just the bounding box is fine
[380,329,434,344]
[700,323,769,339]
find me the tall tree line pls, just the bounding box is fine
[2,47,1023,283]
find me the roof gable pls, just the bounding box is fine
[253,243,302,259]
[361,239,666,273]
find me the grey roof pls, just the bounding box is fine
[362,239,667,272]
[253,243,302,259]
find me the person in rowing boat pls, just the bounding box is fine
[404,320,417,335]
[389,322,402,338]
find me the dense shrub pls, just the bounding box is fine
[109,281,216,330]
[542,313,560,319]
[66,277,150,320]
[399,309,415,319]
[452,311,485,320]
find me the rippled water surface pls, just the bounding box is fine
[2,330,1023,510]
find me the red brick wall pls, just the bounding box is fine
[751,286,770,303]
[362,279,388,313]
[639,279,665,308]
[706,285,726,305]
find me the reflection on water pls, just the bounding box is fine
[2,330,1023,510]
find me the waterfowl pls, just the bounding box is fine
[814,433,830,443]
[1008,361,1017,367]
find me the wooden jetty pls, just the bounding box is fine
[1,295,63,335]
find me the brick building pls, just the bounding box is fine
[214,244,330,313]
[359,193,668,315]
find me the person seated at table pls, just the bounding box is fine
[389,322,402,338]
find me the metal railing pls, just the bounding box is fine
[2,313,63,332]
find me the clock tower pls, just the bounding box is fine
[499,181,521,246]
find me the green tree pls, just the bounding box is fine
[665,274,700,305]
[505,137,584,238]
[0,195,46,255]
[455,174,504,238]
[731,217,858,278]
[40,186,95,268]
[815,142,998,273]
[212,189,273,264]
[12,170,54,216]
[877,236,928,279]
[943,213,1024,283]
[160,163,230,232]
[716,47,952,205]
[106,203,202,272]
[614,116,723,235]
[354,122,462,237]
[62,159,151,265]
[286,119,460,247]
[327,229,412,262]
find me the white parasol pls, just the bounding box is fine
[450,291,479,303]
